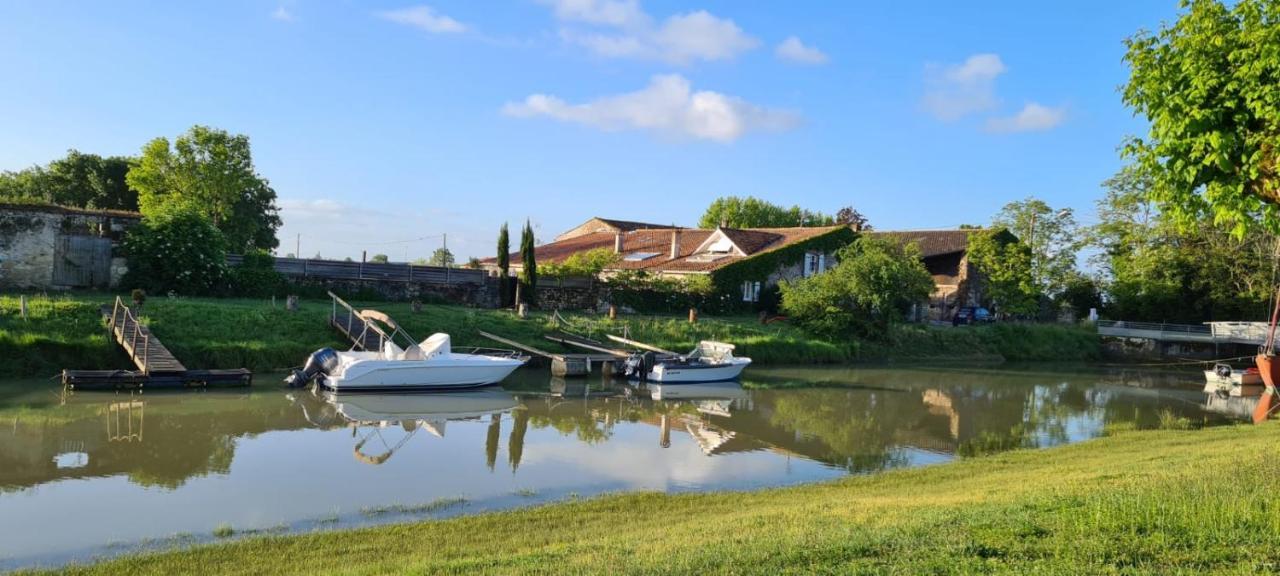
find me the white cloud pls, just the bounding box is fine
[775,36,827,65]
[542,1,756,64]
[985,103,1066,133]
[502,74,799,142]
[271,6,294,22]
[540,0,648,28]
[922,53,1006,121]
[377,5,467,34]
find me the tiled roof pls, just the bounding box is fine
[867,230,976,258]
[493,224,846,273]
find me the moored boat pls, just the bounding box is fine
[1203,363,1264,397]
[285,309,525,392]
[623,341,751,383]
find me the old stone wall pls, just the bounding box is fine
[288,276,501,308]
[0,205,139,289]
[536,283,600,310]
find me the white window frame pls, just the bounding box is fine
[742,281,762,302]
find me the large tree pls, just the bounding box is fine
[991,197,1079,297]
[0,150,138,211]
[519,220,537,305]
[967,228,1038,317]
[698,196,835,229]
[1089,164,1276,321]
[496,222,511,306]
[127,125,281,252]
[428,247,455,267]
[1123,0,1280,237]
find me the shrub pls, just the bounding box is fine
[227,250,285,297]
[780,236,933,339]
[121,208,227,295]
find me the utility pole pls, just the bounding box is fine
[295,234,300,259]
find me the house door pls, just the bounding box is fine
[52,235,113,287]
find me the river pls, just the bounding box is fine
[0,364,1245,570]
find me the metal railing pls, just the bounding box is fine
[109,296,151,374]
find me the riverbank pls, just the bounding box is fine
[33,421,1276,574]
[1,293,1100,377]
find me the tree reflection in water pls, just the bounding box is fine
[0,365,1229,492]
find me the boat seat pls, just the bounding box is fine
[418,333,452,359]
[382,341,405,361]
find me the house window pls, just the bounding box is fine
[803,253,821,277]
[818,253,826,273]
[741,281,761,302]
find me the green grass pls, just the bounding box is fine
[33,423,1280,574]
[1,292,1100,377]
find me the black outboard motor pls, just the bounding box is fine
[284,348,339,388]
[623,351,657,380]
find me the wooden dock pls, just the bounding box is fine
[479,330,619,377]
[61,297,251,390]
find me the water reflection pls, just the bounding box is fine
[0,365,1235,568]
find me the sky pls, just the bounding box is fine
[0,1,1182,261]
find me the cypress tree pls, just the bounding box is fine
[496,222,510,306]
[520,219,537,305]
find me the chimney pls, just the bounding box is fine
[670,229,682,259]
[614,232,624,254]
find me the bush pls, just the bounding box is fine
[227,250,285,297]
[121,208,227,295]
[604,272,734,313]
[780,236,934,339]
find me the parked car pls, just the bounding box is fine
[952,307,993,326]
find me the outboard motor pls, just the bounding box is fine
[284,348,339,388]
[623,351,657,380]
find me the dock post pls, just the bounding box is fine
[19,295,27,321]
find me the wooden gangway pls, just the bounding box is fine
[479,330,618,377]
[328,291,386,351]
[105,296,186,374]
[62,297,252,390]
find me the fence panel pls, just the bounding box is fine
[226,255,486,285]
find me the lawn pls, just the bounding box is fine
[0,292,1099,377]
[34,422,1280,574]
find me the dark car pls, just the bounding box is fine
[952,306,993,326]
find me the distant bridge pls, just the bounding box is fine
[1096,320,1270,346]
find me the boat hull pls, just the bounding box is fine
[1252,354,1280,422]
[322,356,523,392]
[648,359,750,383]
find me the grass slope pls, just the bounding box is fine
[38,423,1280,575]
[1,293,1099,377]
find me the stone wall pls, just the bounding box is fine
[0,205,140,289]
[536,283,601,311]
[288,276,501,308]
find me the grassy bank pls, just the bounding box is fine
[36,422,1280,574]
[1,293,1099,377]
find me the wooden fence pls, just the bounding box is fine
[226,255,488,285]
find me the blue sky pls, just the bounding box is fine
[0,1,1179,260]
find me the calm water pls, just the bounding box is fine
[0,365,1243,570]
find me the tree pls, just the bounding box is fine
[991,197,1079,297]
[127,125,281,252]
[1088,163,1276,321]
[968,228,1038,317]
[698,196,835,229]
[779,236,934,338]
[465,257,483,269]
[121,208,227,295]
[520,219,537,304]
[542,248,619,278]
[834,206,872,231]
[370,254,389,263]
[1123,0,1280,237]
[428,247,455,267]
[497,222,511,306]
[0,150,138,210]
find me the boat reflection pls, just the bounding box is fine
[318,389,518,465]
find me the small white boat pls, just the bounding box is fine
[1203,363,1264,397]
[286,309,525,392]
[625,341,751,383]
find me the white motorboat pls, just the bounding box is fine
[1203,363,1264,397]
[624,341,751,383]
[286,308,525,392]
[325,389,518,427]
